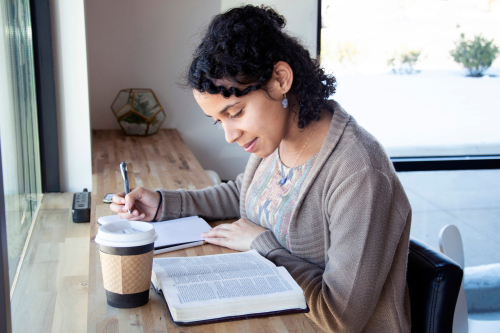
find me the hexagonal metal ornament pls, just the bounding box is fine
[111,88,166,136]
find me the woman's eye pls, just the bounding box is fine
[213,109,242,125]
[230,109,243,119]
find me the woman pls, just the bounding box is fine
[110,5,411,332]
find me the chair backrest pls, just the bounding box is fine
[204,170,222,186]
[407,237,463,333]
[439,224,465,268]
[439,224,469,333]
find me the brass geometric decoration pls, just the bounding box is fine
[111,88,166,136]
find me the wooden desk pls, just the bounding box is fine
[88,130,317,333]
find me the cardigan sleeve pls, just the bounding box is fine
[156,173,244,221]
[251,167,408,332]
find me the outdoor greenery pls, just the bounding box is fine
[387,49,422,74]
[450,34,499,77]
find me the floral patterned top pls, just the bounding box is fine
[245,149,317,249]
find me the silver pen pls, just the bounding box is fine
[120,162,131,214]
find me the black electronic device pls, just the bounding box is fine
[72,188,91,223]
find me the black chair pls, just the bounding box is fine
[407,237,463,333]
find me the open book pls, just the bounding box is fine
[97,215,211,254]
[151,250,308,325]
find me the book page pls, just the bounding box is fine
[168,266,296,304]
[153,250,276,279]
[152,217,210,248]
[153,250,303,308]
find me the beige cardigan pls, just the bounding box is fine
[158,101,412,332]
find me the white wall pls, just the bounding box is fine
[85,0,318,181]
[51,0,93,192]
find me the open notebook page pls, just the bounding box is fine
[97,215,211,248]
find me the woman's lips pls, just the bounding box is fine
[243,138,258,152]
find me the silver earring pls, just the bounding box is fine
[282,93,288,108]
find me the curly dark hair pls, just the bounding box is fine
[187,5,336,129]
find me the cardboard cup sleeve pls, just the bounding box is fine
[100,250,154,295]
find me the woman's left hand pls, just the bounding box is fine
[201,218,267,252]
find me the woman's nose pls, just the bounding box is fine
[223,123,241,144]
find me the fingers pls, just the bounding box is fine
[112,191,126,205]
[129,208,145,219]
[203,229,231,248]
[202,224,235,248]
[110,202,142,216]
[123,187,145,212]
[109,202,122,214]
[112,187,146,218]
[110,186,161,223]
[126,214,145,221]
[110,197,141,217]
[204,237,224,246]
[202,226,230,239]
[117,210,145,220]
[112,189,136,205]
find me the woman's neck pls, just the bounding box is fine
[279,107,332,168]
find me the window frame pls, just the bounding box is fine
[30,0,60,192]
[0,140,13,333]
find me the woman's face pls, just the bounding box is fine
[193,87,290,158]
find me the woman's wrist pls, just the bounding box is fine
[152,190,163,222]
[154,189,182,220]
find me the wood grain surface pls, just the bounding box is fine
[10,193,90,333]
[11,129,317,333]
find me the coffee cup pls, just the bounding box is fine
[95,220,158,308]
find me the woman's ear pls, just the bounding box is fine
[272,61,293,94]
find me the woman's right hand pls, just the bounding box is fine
[110,187,162,221]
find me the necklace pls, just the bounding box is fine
[278,125,315,185]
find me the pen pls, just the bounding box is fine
[120,161,131,215]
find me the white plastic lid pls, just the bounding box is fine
[95,221,158,248]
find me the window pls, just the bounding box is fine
[0,0,42,292]
[321,0,500,158]
[321,0,500,270]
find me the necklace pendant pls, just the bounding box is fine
[279,175,287,185]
